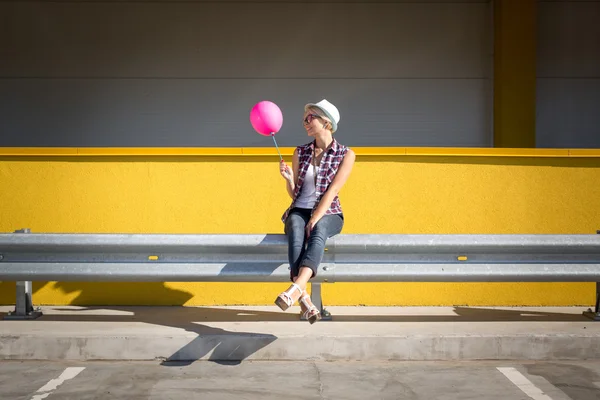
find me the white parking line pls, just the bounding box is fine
[30,367,85,400]
[497,367,554,400]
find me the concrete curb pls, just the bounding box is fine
[1,306,598,361]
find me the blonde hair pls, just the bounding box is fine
[305,106,334,132]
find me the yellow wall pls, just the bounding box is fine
[1,149,599,306]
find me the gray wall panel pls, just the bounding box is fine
[0,2,490,78]
[537,1,600,78]
[536,78,600,148]
[0,1,492,147]
[0,78,490,147]
[536,1,600,148]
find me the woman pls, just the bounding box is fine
[275,99,355,324]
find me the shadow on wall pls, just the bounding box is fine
[0,281,198,307]
[53,281,196,306]
[0,281,16,304]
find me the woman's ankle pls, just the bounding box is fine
[295,267,313,289]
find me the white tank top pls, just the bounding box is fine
[295,164,319,209]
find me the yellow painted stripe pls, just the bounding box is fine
[569,149,600,157]
[404,148,571,157]
[0,147,599,157]
[76,147,244,156]
[353,147,408,155]
[241,147,295,156]
[0,147,79,156]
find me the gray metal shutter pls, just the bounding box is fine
[0,1,492,147]
[536,0,600,148]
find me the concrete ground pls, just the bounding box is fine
[2,360,600,400]
[1,305,599,362]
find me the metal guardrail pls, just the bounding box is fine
[1,229,600,320]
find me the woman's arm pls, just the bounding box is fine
[281,149,299,199]
[307,149,356,231]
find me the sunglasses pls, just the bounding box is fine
[303,114,323,125]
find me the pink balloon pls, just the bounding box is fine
[250,101,283,136]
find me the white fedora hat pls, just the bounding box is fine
[304,99,340,132]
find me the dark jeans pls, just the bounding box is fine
[284,207,344,281]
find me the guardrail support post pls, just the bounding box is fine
[4,229,43,320]
[305,283,332,321]
[583,282,600,321]
[583,230,600,321]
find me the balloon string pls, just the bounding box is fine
[271,133,283,161]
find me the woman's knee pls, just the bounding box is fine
[285,214,306,234]
[313,215,343,237]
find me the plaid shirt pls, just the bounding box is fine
[281,139,349,222]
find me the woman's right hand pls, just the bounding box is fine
[280,160,293,182]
